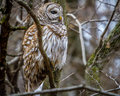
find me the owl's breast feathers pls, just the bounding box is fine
[22,24,68,91]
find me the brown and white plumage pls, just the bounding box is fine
[22,2,68,92]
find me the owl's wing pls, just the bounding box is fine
[22,24,46,92]
[22,24,68,92]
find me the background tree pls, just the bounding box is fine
[0,0,120,96]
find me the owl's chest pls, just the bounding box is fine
[42,28,65,53]
[41,25,67,65]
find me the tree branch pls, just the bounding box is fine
[91,87,120,96]
[7,52,23,57]
[13,0,55,89]
[5,79,15,93]
[97,0,119,51]
[96,0,115,7]
[10,26,27,31]
[81,19,118,26]
[10,84,120,96]
[67,13,87,65]
[87,0,120,70]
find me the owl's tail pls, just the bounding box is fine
[34,82,44,96]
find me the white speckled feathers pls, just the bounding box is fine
[22,2,68,92]
[22,24,67,91]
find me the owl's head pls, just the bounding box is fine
[38,2,64,25]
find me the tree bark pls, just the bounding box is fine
[0,0,12,95]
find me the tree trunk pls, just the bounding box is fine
[0,0,12,95]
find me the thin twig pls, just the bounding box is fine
[81,19,118,26]
[91,0,103,19]
[7,57,20,65]
[96,0,115,7]
[67,13,87,65]
[5,79,15,93]
[10,84,120,96]
[60,72,75,83]
[91,87,120,96]
[85,70,103,90]
[7,53,23,57]
[14,0,55,89]
[101,71,120,87]
[88,0,120,69]
[68,26,98,40]
[98,0,119,49]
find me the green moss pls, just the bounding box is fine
[87,53,95,66]
[1,15,6,24]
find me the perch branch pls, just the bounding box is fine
[14,0,55,89]
[67,13,87,65]
[91,87,120,96]
[10,84,120,96]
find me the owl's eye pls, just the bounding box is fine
[51,10,57,14]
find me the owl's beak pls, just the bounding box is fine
[59,16,62,21]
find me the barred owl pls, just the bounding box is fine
[22,2,68,92]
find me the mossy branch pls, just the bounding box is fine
[10,26,27,31]
[85,0,120,89]
[86,20,120,88]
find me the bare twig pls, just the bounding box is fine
[14,0,55,89]
[91,87,120,96]
[101,71,120,87]
[67,13,87,65]
[5,79,15,93]
[81,19,118,26]
[69,22,99,40]
[11,57,23,74]
[60,72,75,83]
[96,0,115,7]
[91,0,103,19]
[98,0,119,49]
[7,52,23,57]
[10,84,120,96]
[7,57,20,65]
[88,0,120,69]
[85,70,103,90]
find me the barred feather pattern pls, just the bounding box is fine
[22,23,68,92]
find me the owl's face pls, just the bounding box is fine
[38,2,64,25]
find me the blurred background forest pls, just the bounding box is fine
[0,0,120,96]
